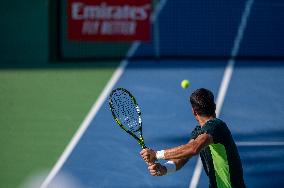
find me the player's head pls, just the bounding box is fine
[189,88,216,117]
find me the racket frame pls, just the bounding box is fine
[109,88,146,149]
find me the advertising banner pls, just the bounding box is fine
[68,0,152,41]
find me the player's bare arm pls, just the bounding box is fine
[171,158,189,171]
[147,158,189,176]
[164,133,213,160]
[140,133,213,163]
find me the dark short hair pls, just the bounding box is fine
[189,88,216,116]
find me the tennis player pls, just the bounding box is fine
[140,88,246,188]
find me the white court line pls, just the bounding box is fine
[40,1,168,188]
[237,141,284,146]
[188,0,255,188]
[40,61,128,188]
[188,142,283,188]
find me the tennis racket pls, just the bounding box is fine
[109,88,147,149]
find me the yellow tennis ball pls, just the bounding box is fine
[181,79,190,89]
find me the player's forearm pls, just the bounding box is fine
[164,143,197,160]
[159,159,187,175]
[171,158,188,171]
[157,134,212,160]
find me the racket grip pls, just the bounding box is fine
[141,145,157,165]
[141,143,147,149]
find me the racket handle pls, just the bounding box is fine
[141,143,147,149]
[141,146,157,164]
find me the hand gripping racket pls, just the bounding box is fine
[109,88,147,149]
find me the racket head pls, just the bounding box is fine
[109,88,146,148]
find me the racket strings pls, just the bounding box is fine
[111,90,141,133]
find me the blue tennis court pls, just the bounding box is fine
[44,60,284,188]
[41,0,284,187]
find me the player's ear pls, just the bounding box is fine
[192,108,197,116]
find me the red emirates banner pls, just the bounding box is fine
[68,0,152,41]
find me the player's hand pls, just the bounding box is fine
[148,163,167,176]
[140,148,157,164]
